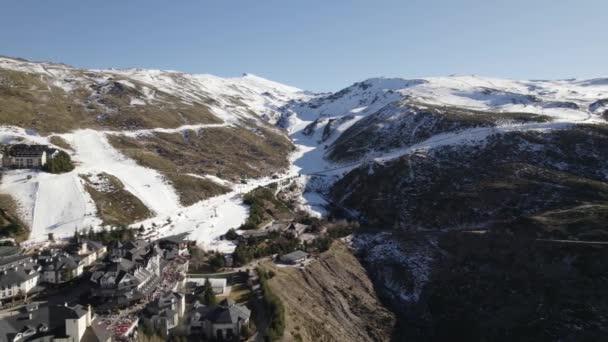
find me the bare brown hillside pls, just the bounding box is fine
[261,242,395,342]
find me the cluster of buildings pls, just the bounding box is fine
[0,239,106,305]
[0,248,40,302]
[0,144,59,169]
[90,240,163,309]
[0,238,109,342]
[0,232,254,341]
[0,302,111,342]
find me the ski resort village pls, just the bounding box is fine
[0,52,607,342]
[0,100,348,341]
[0,133,347,342]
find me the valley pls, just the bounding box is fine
[1,55,608,341]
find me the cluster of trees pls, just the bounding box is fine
[189,245,226,273]
[77,225,135,244]
[224,228,239,240]
[233,233,299,266]
[240,185,289,230]
[208,252,226,271]
[311,223,354,252]
[43,151,74,174]
[257,268,285,341]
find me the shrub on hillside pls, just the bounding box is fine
[257,267,285,341]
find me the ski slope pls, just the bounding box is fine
[63,129,181,215]
[1,57,608,247]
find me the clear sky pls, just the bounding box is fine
[1,0,606,91]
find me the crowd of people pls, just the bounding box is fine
[98,311,139,341]
[96,255,189,341]
[149,257,187,300]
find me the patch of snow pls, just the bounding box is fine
[353,232,437,302]
[129,97,146,106]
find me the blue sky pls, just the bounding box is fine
[1,0,606,91]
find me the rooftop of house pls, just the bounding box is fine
[82,239,104,251]
[39,253,80,272]
[193,298,251,325]
[241,231,270,238]
[0,246,20,258]
[120,239,150,251]
[158,233,190,246]
[289,223,310,233]
[82,317,112,342]
[6,144,57,158]
[0,253,31,268]
[0,261,40,288]
[268,221,290,232]
[0,303,89,342]
[281,250,309,262]
[143,292,183,317]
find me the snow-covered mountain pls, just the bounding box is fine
[279,73,608,336]
[0,56,306,246]
[2,55,608,254]
[2,55,608,339]
[282,75,607,163]
[0,56,309,132]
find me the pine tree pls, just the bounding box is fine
[200,278,217,306]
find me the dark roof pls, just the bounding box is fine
[281,250,308,262]
[159,233,189,245]
[197,299,251,325]
[0,303,64,342]
[116,258,135,271]
[51,304,88,320]
[241,231,270,239]
[122,239,149,251]
[7,144,54,158]
[82,239,104,251]
[41,254,79,271]
[0,254,31,268]
[0,264,39,288]
[0,246,20,258]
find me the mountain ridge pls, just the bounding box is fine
[2,55,608,340]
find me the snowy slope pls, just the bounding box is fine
[99,69,308,124]
[282,75,608,131]
[2,55,608,248]
[282,74,608,164]
[63,129,181,215]
[280,75,608,216]
[0,56,311,126]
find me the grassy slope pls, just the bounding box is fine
[0,193,28,241]
[108,126,293,183]
[81,172,153,226]
[260,242,395,342]
[241,185,292,229]
[49,135,74,151]
[167,174,230,207]
[0,68,220,134]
